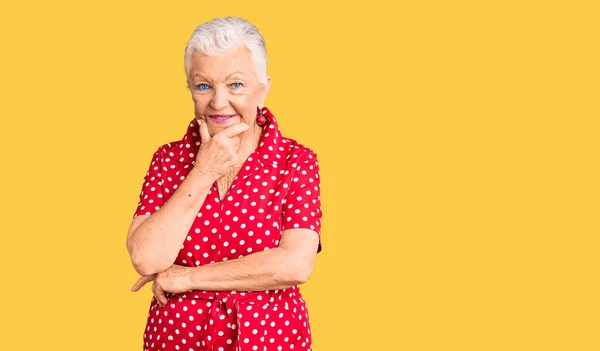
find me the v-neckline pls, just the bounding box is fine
[214,147,260,204]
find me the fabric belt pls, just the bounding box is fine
[168,289,296,351]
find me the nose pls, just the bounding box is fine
[210,86,230,111]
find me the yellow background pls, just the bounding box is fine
[1,0,598,350]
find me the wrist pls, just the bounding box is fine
[190,166,218,186]
[181,266,193,291]
[184,265,202,291]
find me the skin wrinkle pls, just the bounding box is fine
[218,110,260,198]
[189,43,269,200]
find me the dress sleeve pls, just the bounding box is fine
[281,149,323,253]
[133,146,166,218]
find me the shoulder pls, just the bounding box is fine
[148,138,188,163]
[276,136,320,180]
[280,136,319,165]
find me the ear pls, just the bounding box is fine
[261,76,272,102]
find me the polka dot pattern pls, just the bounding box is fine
[142,289,312,351]
[133,107,321,350]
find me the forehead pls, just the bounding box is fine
[189,44,255,79]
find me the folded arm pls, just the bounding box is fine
[132,228,320,303]
[126,168,216,276]
[185,228,320,291]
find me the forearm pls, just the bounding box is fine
[128,168,215,276]
[186,247,308,291]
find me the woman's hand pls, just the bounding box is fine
[194,119,250,179]
[130,265,193,307]
[130,274,168,307]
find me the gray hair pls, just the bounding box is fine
[184,17,268,83]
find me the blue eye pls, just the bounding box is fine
[196,83,210,91]
[230,82,244,89]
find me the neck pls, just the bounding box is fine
[238,123,263,156]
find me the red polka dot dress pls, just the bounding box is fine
[133,107,322,351]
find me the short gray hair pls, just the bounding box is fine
[184,17,267,83]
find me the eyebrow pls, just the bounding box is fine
[226,71,246,79]
[193,71,246,81]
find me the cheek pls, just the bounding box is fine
[231,99,258,121]
[231,90,261,111]
[192,96,208,112]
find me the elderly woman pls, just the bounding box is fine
[126,17,323,351]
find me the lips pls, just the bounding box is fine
[208,114,237,125]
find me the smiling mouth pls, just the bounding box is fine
[208,115,237,124]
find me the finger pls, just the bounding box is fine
[151,284,161,307]
[130,275,154,292]
[220,122,250,138]
[198,119,211,142]
[151,283,163,307]
[155,283,169,306]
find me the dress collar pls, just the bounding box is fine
[176,106,283,168]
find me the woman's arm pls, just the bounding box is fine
[178,148,323,292]
[127,121,250,276]
[127,167,215,276]
[137,228,320,298]
[187,228,320,291]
